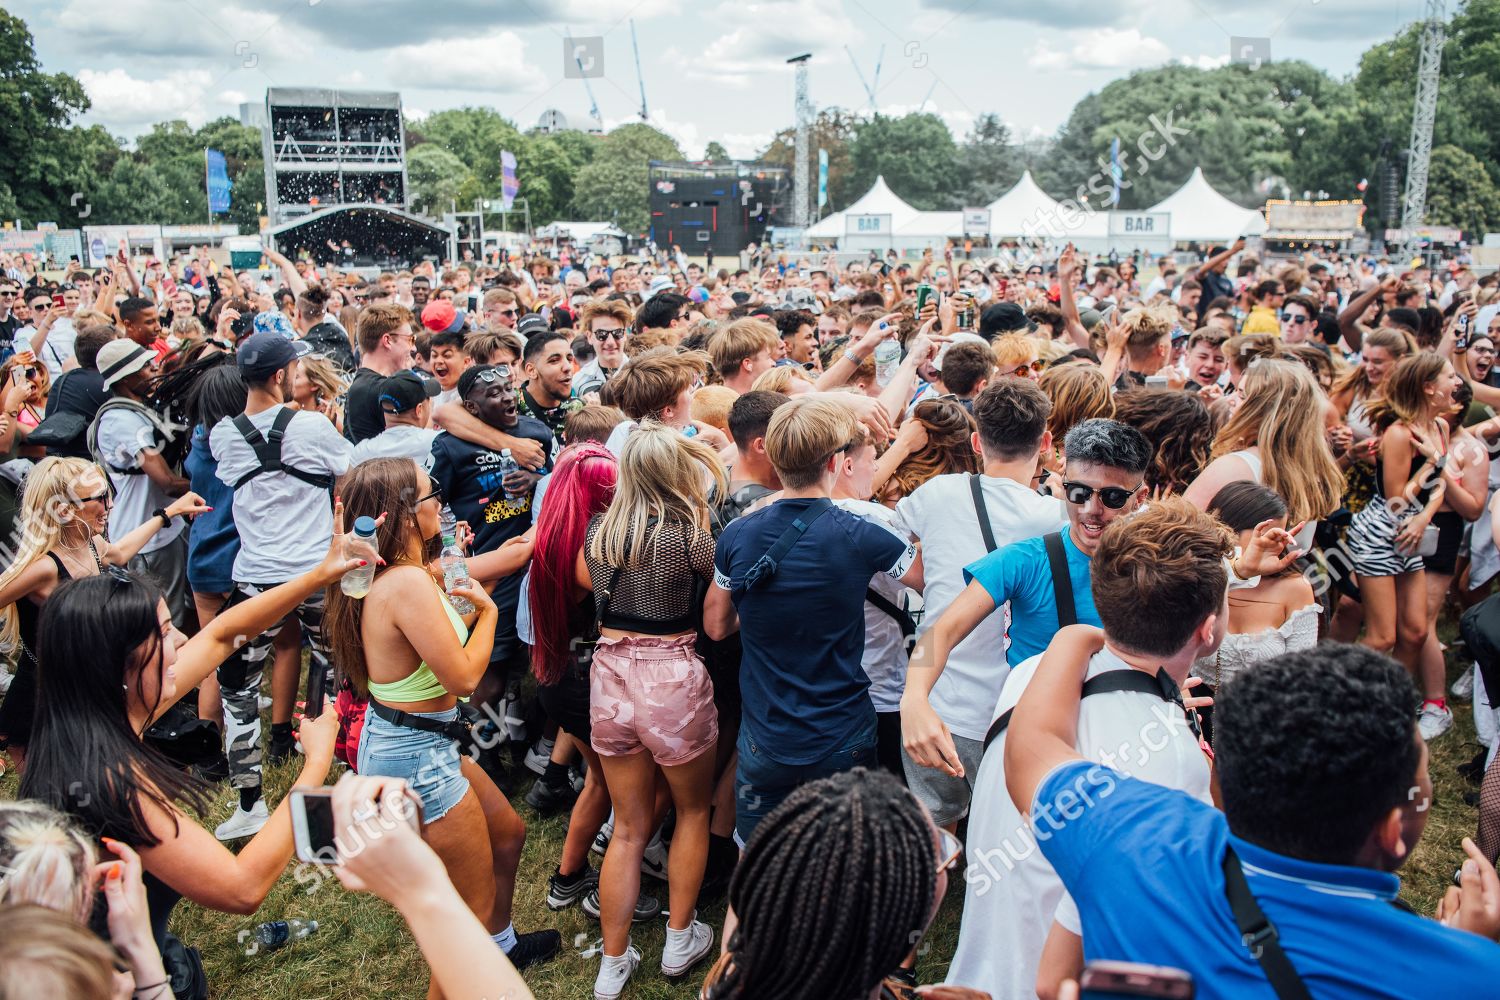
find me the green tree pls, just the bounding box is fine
[0,11,91,222]
[570,124,683,234]
[410,107,525,207]
[1425,144,1500,234]
[758,108,863,213]
[846,113,960,210]
[519,130,596,226]
[406,144,471,217]
[956,113,1021,207]
[703,141,730,162]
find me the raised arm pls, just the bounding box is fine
[264,248,308,298]
[1004,624,1103,816]
[1338,276,1392,353]
[97,493,212,566]
[432,403,547,470]
[1056,244,1090,349]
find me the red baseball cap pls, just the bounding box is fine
[420,299,467,334]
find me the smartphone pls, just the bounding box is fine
[289,787,422,865]
[52,293,65,308]
[1145,375,1169,387]
[1457,312,1471,352]
[1080,960,1194,999]
[916,283,935,311]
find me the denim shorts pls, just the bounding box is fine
[356,704,470,822]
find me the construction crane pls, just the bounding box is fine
[843,44,883,111]
[788,54,812,228]
[565,29,604,132]
[1399,0,1447,262]
[630,20,649,122]
[916,80,937,114]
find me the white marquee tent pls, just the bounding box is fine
[1146,167,1266,243]
[806,175,922,250]
[986,171,1066,240]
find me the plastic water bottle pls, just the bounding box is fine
[254,918,317,952]
[874,338,902,387]
[339,516,378,598]
[498,448,525,499]
[439,532,475,614]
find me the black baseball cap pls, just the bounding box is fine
[517,312,550,340]
[379,370,440,413]
[979,302,1037,339]
[237,330,311,381]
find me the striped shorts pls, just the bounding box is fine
[1345,500,1424,578]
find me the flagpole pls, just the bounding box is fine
[205,149,212,226]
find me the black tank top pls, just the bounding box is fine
[0,552,71,750]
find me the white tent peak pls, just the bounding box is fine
[1148,167,1266,241]
[985,171,1066,239]
[806,174,922,239]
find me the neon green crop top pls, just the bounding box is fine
[367,585,470,704]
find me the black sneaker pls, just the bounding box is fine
[582,886,662,922]
[267,734,296,766]
[546,866,599,910]
[525,778,580,816]
[504,929,561,971]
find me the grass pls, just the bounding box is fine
[0,642,1487,999]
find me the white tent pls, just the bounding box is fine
[1147,167,1266,243]
[985,171,1066,240]
[806,175,922,249]
[534,221,626,242]
[896,211,963,248]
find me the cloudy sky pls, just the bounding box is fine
[17,0,1423,157]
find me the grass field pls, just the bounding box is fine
[0,646,1487,1000]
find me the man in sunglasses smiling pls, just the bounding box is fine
[573,300,632,400]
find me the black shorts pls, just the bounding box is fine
[537,661,592,742]
[1423,510,1465,576]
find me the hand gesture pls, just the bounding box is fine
[294,707,339,768]
[893,413,930,453]
[165,491,213,520]
[1057,243,1077,281]
[96,839,161,964]
[840,391,896,442]
[857,312,903,354]
[318,498,385,585]
[216,307,241,341]
[1104,319,1129,355]
[1198,383,1224,405]
[447,577,496,616]
[1236,518,1304,577]
[901,696,965,778]
[1437,837,1500,942]
[505,437,546,471]
[330,774,446,907]
[1154,365,1186,390]
[1328,423,1353,457]
[1408,424,1443,462]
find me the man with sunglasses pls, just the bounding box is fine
[430,363,554,763]
[482,287,521,330]
[0,279,21,362]
[1279,293,1318,346]
[573,299,631,399]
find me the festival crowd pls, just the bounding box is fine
[2,235,1500,1000]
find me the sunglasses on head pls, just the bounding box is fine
[1061,481,1142,509]
[473,365,513,384]
[593,328,627,342]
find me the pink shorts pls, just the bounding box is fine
[589,634,719,765]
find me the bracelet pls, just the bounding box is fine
[133,980,169,996]
[152,508,173,530]
[842,349,865,366]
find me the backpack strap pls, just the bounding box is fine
[1221,846,1314,1000]
[730,499,834,601]
[970,474,998,553]
[87,398,161,493]
[230,408,335,492]
[981,667,1176,754]
[865,588,917,655]
[1044,531,1077,629]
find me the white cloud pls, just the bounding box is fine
[1178,53,1231,70]
[383,32,541,92]
[1028,28,1172,72]
[78,68,224,133]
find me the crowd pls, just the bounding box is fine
[2,234,1500,1000]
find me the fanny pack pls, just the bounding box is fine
[367,699,475,745]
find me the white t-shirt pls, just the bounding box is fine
[834,497,915,713]
[946,648,1213,999]
[27,319,76,378]
[350,424,439,471]
[894,474,1065,740]
[210,405,353,582]
[96,405,185,555]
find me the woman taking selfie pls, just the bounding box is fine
[579,423,726,999]
[0,457,209,766]
[323,457,558,993]
[17,502,361,982]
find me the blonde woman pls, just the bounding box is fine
[1037,363,1113,479]
[291,353,348,432]
[577,422,727,998]
[0,457,208,763]
[1345,353,1464,740]
[750,363,816,396]
[1184,359,1341,543]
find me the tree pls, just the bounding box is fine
[410,107,526,206]
[406,144,470,217]
[519,130,596,226]
[846,113,961,210]
[957,113,1022,207]
[0,10,90,222]
[758,108,863,213]
[570,124,683,235]
[703,141,730,162]
[1425,144,1500,234]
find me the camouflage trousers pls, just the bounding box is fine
[217,582,331,792]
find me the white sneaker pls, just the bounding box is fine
[593,944,640,1000]
[1419,702,1454,741]
[591,817,614,858]
[660,916,714,978]
[641,837,669,880]
[214,799,269,841]
[1453,665,1476,700]
[257,694,272,712]
[525,737,554,776]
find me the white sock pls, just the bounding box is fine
[492,923,517,953]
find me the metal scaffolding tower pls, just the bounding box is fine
[788,53,812,228]
[1400,0,1447,261]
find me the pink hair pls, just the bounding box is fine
[529,442,618,685]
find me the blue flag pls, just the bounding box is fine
[206,149,232,213]
[501,150,519,212]
[1109,137,1122,207]
[817,148,829,208]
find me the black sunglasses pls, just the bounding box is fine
[77,491,110,505]
[593,328,627,342]
[1061,481,1142,509]
[413,480,443,507]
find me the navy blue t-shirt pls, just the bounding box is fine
[1035,760,1500,999]
[429,416,554,660]
[714,497,916,765]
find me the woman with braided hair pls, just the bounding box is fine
[702,768,964,1000]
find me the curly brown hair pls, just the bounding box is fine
[1111,388,1214,494]
[880,398,980,503]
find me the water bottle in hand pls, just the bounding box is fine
[440,532,475,614]
[874,337,902,387]
[339,517,378,598]
[497,448,526,500]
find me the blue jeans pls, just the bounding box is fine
[734,716,877,845]
[357,705,470,822]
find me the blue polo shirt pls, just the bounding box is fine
[963,528,1099,667]
[715,497,916,765]
[1035,760,1500,999]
